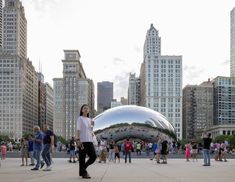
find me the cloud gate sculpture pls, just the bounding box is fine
[93,105,177,142]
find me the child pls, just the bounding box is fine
[114,142,120,163]
[1,142,7,160]
[185,143,191,161]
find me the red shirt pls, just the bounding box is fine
[124,141,133,152]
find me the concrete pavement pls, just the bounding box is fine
[0,158,235,182]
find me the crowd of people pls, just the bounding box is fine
[0,104,234,179]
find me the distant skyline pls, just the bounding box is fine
[21,0,233,100]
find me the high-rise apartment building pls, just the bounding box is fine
[128,73,140,105]
[0,0,38,140]
[3,0,27,59]
[231,7,235,77]
[139,24,183,139]
[182,80,213,140]
[97,81,113,112]
[53,50,94,140]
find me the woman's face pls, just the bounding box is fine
[82,105,90,115]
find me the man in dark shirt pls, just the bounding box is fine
[41,124,54,171]
[202,133,212,166]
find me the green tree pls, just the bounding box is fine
[0,134,10,143]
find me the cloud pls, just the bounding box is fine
[134,46,141,53]
[112,71,130,99]
[24,0,60,12]
[112,57,125,65]
[220,59,230,65]
[183,65,204,80]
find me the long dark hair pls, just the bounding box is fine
[80,104,89,117]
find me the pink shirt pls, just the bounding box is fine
[1,145,7,155]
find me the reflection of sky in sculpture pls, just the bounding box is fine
[93,105,175,132]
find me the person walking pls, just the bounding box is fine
[31,126,44,171]
[76,104,97,179]
[68,137,76,163]
[20,137,28,166]
[41,124,54,171]
[202,133,212,166]
[28,135,35,166]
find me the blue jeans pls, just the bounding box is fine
[125,151,131,163]
[33,150,42,169]
[41,144,51,167]
[203,149,210,165]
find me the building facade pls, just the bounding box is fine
[53,50,94,140]
[45,83,53,130]
[128,73,140,105]
[0,0,2,49]
[3,0,27,59]
[139,24,183,139]
[38,72,46,129]
[97,81,113,112]
[0,0,38,140]
[53,78,64,137]
[182,80,213,140]
[231,7,235,77]
[212,76,235,125]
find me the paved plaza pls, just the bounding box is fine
[0,158,235,182]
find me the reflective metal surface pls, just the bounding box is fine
[93,105,176,142]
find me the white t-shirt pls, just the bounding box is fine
[76,116,93,142]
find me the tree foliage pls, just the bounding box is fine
[0,134,10,143]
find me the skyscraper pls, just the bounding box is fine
[0,0,3,49]
[231,7,235,77]
[139,24,183,139]
[3,0,27,59]
[53,78,64,137]
[128,73,140,105]
[182,80,213,140]
[97,81,113,112]
[212,76,235,126]
[53,50,94,140]
[0,0,38,140]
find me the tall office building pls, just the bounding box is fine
[182,80,213,140]
[139,24,183,139]
[53,50,94,140]
[205,76,235,138]
[212,76,235,125]
[128,73,140,105]
[53,78,64,137]
[97,81,113,112]
[0,0,3,49]
[3,0,27,59]
[45,83,54,130]
[38,72,46,129]
[231,8,235,77]
[0,0,38,140]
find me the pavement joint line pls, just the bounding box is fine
[99,162,110,182]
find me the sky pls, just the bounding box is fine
[21,0,233,102]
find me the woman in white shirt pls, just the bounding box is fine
[76,104,97,179]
